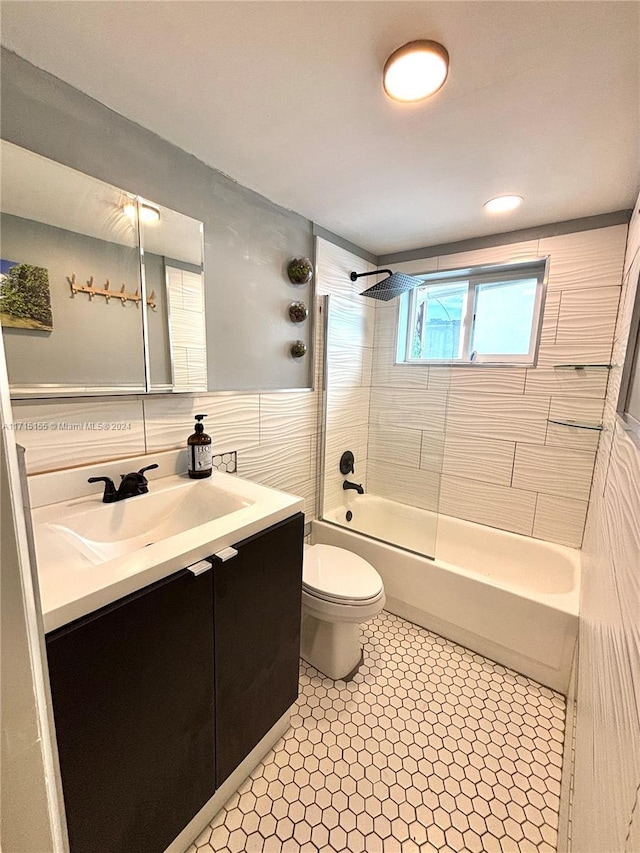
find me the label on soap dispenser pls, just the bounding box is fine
[192,445,213,471]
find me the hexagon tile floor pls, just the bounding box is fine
[186,611,565,853]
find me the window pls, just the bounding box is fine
[618,269,640,439]
[397,259,547,366]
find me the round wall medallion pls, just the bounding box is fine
[287,257,313,285]
[290,340,307,358]
[288,301,309,323]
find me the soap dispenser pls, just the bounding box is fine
[187,414,213,479]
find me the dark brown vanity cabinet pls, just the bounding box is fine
[213,512,304,786]
[45,512,303,853]
[46,568,216,853]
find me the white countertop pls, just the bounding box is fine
[31,465,304,633]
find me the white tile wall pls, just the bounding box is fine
[12,397,145,473]
[512,444,595,501]
[316,237,375,516]
[571,195,640,852]
[532,494,588,548]
[369,225,627,547]
[442,433,516,486]
[439,475,537,536]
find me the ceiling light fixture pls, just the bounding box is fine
[383,40,449,103]
[123,201,161,224]
[483,195,524,214]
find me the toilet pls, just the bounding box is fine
[300,544,385,680]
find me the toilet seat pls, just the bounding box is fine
[303,544,383,606]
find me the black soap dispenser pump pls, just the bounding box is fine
[188,414,213,479]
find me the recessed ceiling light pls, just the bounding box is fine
[483,195,524,214]
[383,40,449,103]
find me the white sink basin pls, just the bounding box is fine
[46,480,251,564]
[30,460,305,632]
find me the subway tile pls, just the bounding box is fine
[259,391,318,442]
[368,425,422,469]
[512,444,596,501]
[524,366,609,398]
[11,398,145,474]
[370,388,447,433]
[445,392,550,443]
[533,494,588,548]
[447,367,526,395]
[144,394,260,453]
[439,475,536,535]
[555,286,621,349]
[540,225,627,291]
[546,397,605,452]
[368,460,441,513]
[442,433,516,486]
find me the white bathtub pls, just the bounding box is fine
[314,495,580,694]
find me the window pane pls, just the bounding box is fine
[412,282,467,360]
[472,278,537,356]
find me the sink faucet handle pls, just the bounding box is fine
[88,476,118,503]
[138,463,159,479]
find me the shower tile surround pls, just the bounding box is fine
[11,222,627,551]
[367,224,628,547]
[185,612,565,853]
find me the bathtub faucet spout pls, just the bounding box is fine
[343,480,364,495]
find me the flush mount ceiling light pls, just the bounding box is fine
[123,201,161,224]
[483,195,524,214]
[383,40,449,102]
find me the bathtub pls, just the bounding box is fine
[313,495,580,694]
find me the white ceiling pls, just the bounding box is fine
[2,1,639,255]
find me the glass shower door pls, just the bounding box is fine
[320,292,450,560]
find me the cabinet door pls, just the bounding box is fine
[214,512,304,786]
[46,569,215,853]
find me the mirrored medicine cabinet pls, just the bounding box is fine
[0,140,206,397]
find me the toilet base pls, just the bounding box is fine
[300,614,363,681]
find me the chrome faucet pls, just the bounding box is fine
[343,480,364,495]
[88,464,159,503]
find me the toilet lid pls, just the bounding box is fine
[303,544,383,602]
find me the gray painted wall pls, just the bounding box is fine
[1,48,314,391]
[1,213,145,389]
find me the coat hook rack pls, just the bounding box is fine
[68,273,156,309]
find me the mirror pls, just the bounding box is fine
[0,141,206,396]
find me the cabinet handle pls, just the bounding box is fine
[186,559,213,576]
[213,546,238,562]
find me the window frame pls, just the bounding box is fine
[617,267,640,445]
[396,258,549,368]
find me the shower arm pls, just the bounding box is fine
[350,270,393,282]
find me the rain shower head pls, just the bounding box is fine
[349,269,424,301]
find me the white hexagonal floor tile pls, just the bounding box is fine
[183,612,565,852]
